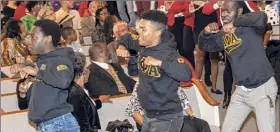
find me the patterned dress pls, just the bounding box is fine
[125,82,190,117]
[1,38,28,66]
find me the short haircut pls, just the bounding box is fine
[140,10,167,32]
[26,1,39,12]
[74,52,86,78]
[61,26,75,40]
[88,42,107,61]
[33,19,61,47]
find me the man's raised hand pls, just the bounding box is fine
[116,45,130,58]
[205,22,219,33]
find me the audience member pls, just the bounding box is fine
[256,1,279,25]
[86,42,135,98]
[104,15,119,44]
[21,1,41,32]
[1,1,17,18]
[56,0,81,43]
[91,7,109,43]
[108,21,129,63]
[11,19,79,131]
[192,1,222,94]
[13,1,27,20]
[61,26,82,52]
[37,4,56,21]
[116,1,136,27]
[1,19,28,66]
[81,1,101,38]
[69,52,112,131]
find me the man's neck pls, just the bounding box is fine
[61,6,70,13]
[43,46,56,54]
[145,38,161,48]
[75,78,84,88]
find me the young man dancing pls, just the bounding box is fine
[116,10,192,132]
[198,1,278,132]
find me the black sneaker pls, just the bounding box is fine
[211,89,223,94]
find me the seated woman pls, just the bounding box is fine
[125,82,195,131]
[1,19,28,66]
[91,7,109,43]
[68,52,112,131]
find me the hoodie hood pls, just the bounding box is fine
[147,31,177,51]
[38,47,75,64]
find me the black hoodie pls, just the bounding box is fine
[118,31,192,116]
[28,47,75,125]
[198,12,274,88]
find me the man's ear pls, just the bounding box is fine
[45,36,52,44]
[155,30,162,38]
[237,8,243,16]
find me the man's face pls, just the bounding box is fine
[29,26,46,55]
[89,1,100,15]
[115,23,128,39]
[221,2,238,24]
[65,1,74,9]
[137,19,158,47]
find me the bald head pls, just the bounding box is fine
[221,1,244,24]
[89,42,111,62]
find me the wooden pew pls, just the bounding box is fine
[271,25,280,40]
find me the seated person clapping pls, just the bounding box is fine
[68,52,112,131]
[86,42,136,98]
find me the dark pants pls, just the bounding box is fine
[106,1,120,19]
[223,59,233,95]
[135,1,150,14]
[141,112,184,132]
[169,17,195,67]
[183,25,195,67]
[204,53,211,80]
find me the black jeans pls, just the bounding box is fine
[223,59,233,94]
[168,17,195,67]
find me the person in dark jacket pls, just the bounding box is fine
[198,1,278,132]
[10,19,79,131]
[116,10,192,132]
[86,42,135,98]
[69,52,112,131]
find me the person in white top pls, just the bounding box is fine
[61,26,82,53]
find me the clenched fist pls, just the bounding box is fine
[116,45,130,58]
[205,22,219,33]
[144,56,162,67]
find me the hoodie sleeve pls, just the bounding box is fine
[38,58,74,89]
[117,33,141,52]
[160,52,192,82]
[198,30,225,52]
[233,11,268,36]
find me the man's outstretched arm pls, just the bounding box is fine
[198,22,225,52]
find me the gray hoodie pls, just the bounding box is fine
[198,11,274,88]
